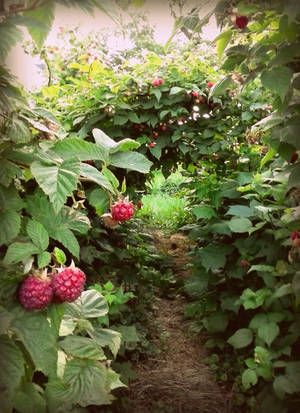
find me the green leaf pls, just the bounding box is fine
[0,17,23,62]
[11,307,58,377]
[242,369,258,390]
[204,313,229,333]
[109,151,152,173]
[64,359,112,406]
[23,1,55,50]
[209,76,233,97]
[14,382,46,413]
[65,290,108,319]
[228,217,253,233]
[249,313,268,330]
[37,251,51,268]
[261,66,293,102]
[31,159,80,214]
[113,325,140,344]
[214,29,233,59]
[87,188,110,215]
[53,227,80,258]
[80,163,113,192]
[54,247,66,265]
[0,210,21,246]
[60,336,106,360]
[226,205,253,218]
[26,190,90,257]
[198,245,233,271]
[0,336,25,413]
[27,220,49,251]
[88,327,121,358]
[258,322,280,346]
[227,328,253,349]
[273,375,299,399]
[0,159,22,187]
[92,128,140,153]
[287,163,300,189]
[192,205,217,219]
[3,242,39,264]
[169,86,184,95]
[152,88,161,102]
[53,138,107,162]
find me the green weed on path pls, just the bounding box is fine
[136,169,191,232]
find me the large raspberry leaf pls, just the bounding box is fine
[109,151,152,173]
[26,190,90,258]
[11,307,58,378]
[87,327,121,358]
[0,185,24,246]
[59,336,106,361]
[0,336,25,413]
[31,158,80,214]
[64,290,108,319]
[46,360,113,410]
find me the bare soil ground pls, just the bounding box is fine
[124,230,234,413]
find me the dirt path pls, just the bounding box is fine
[125,230,233,413]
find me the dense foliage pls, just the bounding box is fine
[0,0,299,412]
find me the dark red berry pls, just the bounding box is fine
[137,201,142,209]
[19,275,53,310]
[235,16,248,29]
[52,266,86,303]
[290,153,298,164]
[291,231,300,240]
[199,96,206,104]
[111,200,135,222]
[241,260,249,268]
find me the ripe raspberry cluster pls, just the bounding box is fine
[111,200,135,222]
[18,265,86,311]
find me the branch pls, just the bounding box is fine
[0,0,42,16]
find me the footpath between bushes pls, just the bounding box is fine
[123,229,234,413]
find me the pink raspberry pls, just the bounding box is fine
[52,267,86,303]
[111,201,135,222]
[19,275,53,310]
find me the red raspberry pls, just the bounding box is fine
[111,201,135,222]
[150,142,155,148]
[52,267,86,303]
[291,231,299,240]
[153,79,160,86]
[158,78,163,84]
[19,275,53,310]
[290,153,298,164]
[241,260,249,268]
[207,82,214,88]
[235,16,248,29]
[161,125,167,131]
[191,91,198,97]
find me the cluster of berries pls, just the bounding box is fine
[19,264,86,311]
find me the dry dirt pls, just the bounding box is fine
[123,230,234,413]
